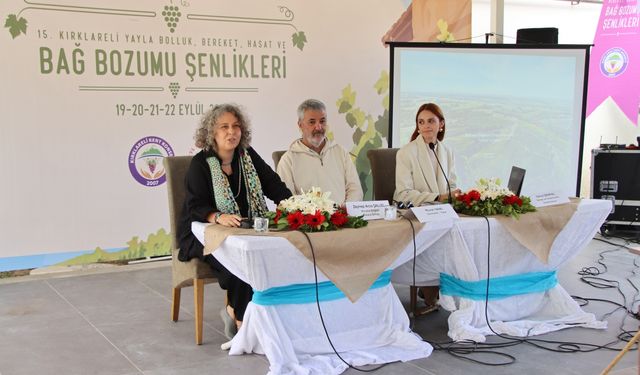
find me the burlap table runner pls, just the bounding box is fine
[493,198,580,264]
[204,219,423,302]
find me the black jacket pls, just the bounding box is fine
[177,147,291,261]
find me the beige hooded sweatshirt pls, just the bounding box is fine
[276,139,363,204]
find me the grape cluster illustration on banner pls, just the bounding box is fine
[162,4,181,33]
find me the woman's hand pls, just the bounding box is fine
[212,213,243,227]
[452,188,462,200]
[437,189,462,203]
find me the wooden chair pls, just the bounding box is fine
[272,150,286,169]
[366,148,425,317]
[163,156,217,345]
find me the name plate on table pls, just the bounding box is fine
[346,200,389,220]
[531,192,570,208]
[410,204,459,223]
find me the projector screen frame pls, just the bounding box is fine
[387,42,591,197]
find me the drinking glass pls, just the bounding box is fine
[384,205,397,221]
[253,217,269,232]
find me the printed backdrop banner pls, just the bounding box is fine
[0,0,408,270]
[586,0,640,124]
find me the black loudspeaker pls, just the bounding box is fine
[516,27,558,44]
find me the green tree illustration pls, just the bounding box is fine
[54,228,171,267]
[336,71,389,199]
[144,228,171,257]
[125,236,141,260]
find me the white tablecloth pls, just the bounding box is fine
[193,218,453,375]
[392,199,611,342]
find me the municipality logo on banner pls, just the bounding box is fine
[587,0,640,124]
[600,47,629,78]
[128,136,174,187]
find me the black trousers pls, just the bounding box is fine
[204,254,253,321]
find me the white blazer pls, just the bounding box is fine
[394,136,458,206]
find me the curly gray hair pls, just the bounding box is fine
[194,103,252,153]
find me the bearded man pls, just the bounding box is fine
[276,99,363,204]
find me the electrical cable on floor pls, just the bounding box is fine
[574,241,638,320]
[426,216,519,365]
[572,235,640,347]
[601,233,640,245]
[299,215,640,368]
[477,217,638,354]
[575,240,638,314]
[598,217,640,244]
[301,231,388,373]
[424,217,640,367]
[595,237,640,250]
[402,214,518,365]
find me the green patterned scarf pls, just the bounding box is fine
[206,149,268,218]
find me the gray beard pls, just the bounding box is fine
[306,136,326,149]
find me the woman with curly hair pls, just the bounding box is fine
[177,103,291,340]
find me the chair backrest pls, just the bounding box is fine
[272,150,286,169]
[366,148,399,204]
[163,156,193,250]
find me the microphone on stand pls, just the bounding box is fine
[429,142,452,204]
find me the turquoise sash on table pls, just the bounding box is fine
[252,270,393,306]
[440,271,557,301]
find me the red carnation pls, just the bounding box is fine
[304,210,326,228]
[330,210,349,227]
[287,211,305,230]
[503,195,523,206]
[458,193,472,207]
[468,190,481,201]
[514,196,523,207]
[274,209,282,224]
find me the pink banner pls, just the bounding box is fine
[586,0,640,125]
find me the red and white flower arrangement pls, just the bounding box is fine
[267,187,367,232]
[453,178,536,218]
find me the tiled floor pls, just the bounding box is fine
[1,233,639,375]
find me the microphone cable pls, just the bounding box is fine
[400,213,518,364]
[301,231,388,373]
[427,216,520,366]
[400,214,418,330]
[428,142,452,203]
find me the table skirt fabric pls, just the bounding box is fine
[193,220,453,375]
[230,285,432,375]
[193,199,611,372]
[392,199,611,342]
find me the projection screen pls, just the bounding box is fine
[389,43,590,197]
